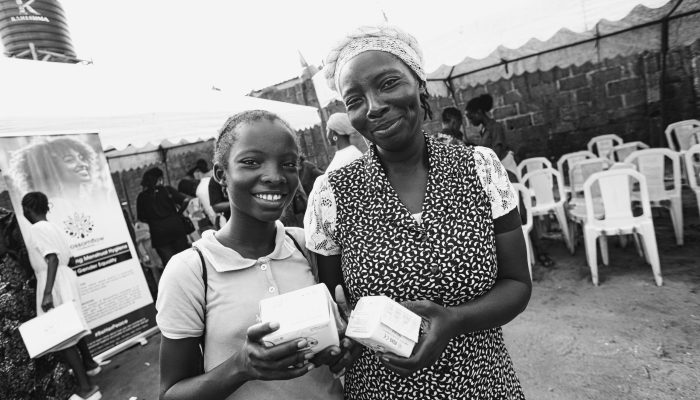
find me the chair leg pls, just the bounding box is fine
[524,232,533,279]
[599,235,609,266]
[619,234,628,248]
[668,198,684,246]
[554,205,573,253]
[639,222,663,286]
[568,220,577,255]
[632,232,645,260]
[583,227,599,286]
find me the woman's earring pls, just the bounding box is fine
[333,135,338,142]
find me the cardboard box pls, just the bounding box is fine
[19,301,90,358]
[345,295,422,358]
[259,283,340,354]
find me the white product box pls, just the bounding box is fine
[259,283,340,354]
[345,295,422,358]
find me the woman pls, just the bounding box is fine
[465,94,518,173]
[21,192,102,400]
[325,112,364,172]
[136,168,191,266]
[8,137,113,205]
[305,25,531,399]
[157,110,344,400]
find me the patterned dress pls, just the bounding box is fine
[305,135,525,399]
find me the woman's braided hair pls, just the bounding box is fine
[323,25,432,120]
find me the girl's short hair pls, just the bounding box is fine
[214,110,296,169]
[21,191,49,214]
[141,167,163,189]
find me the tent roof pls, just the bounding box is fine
[0,58,321,151]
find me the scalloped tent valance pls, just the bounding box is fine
[426,1,700,97]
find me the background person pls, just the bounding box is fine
[325,112,364,172]
[157,110,346,400]
[435,106,467,146]
[136,168,191,266]
[465,94,518,173]
[21,192,102,400]
[298,156,324,196]
[306,25,530,399]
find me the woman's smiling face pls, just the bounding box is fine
[223,119,300,222]
[338,51,423,152]
[57,148,91,183]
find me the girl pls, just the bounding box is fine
[22,191,102,400]
[466,93,518,173]
[157,110,345,400]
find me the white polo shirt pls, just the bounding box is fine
[156,221,342,400]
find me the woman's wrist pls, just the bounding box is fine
[224,351,253,383]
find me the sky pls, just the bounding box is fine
[49,0,670,95]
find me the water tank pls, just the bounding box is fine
[0,0,76,61]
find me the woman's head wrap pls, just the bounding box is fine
[326,113,358,136]
[323,25,425,93]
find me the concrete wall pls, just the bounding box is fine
[425,39,700,161]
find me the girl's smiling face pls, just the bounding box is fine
[57,148,91,183]
[220,119,300,222]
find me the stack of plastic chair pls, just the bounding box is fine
[665,120,700,153]
[608,141,649,162]
[582,169,662,286]
[684,144,700,217]
[512,183,535,278]
[566,158,612,254]
[587,134,623,159]
[665,120,700,185]
[521,168,573,253]
[624,148,683,246]
[556,150,597,197]
[516,157,552,182]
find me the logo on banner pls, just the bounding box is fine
[63,212,95,239]
[10,0,50,22]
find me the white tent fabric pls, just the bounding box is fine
[0,58,322,153]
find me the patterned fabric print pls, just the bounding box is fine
[326,137,524,400]
[473,148,517,216]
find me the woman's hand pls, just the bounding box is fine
[236,321,316,381]
[41,292,54,312]
[379,300,456,377]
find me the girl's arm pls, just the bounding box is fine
[159,322,314,400]
[41,253,59,311]
[381,226,531,376]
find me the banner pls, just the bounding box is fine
[0,133,156,357]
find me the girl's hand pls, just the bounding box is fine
[379,300,456,377]
[313,285,363,377]
[237,321,315,381]
[41,293,54,312]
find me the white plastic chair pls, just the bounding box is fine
[684,144,700,217]
[512,183,535,277]
[665,119,700,152]
[516,157,552,181]
[521,168,573,253]
[566,158,612,255]
[624,148,683,246]
[582,169,662,286]
[556,150,596,196]
[608,141,649,162]
[587,134,623,159]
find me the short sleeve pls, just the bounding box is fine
[473,146,518,220]
[31,223,60,259]
[155,251,205,339]
[303,174,341,256]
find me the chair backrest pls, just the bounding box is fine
[584,169,651,222]
[664,119,700,151]
[624,148,681,201]
[556,150,596,186]
[521,168,565,208]
[569,158,613,197]
[587,134,623,158]
[684,144,700,190]
[517,157,552,180]
[511,183,533,231]
[608,141,649,162]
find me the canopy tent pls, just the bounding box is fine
[0,58,322,171]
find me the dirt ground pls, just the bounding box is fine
[93,198,700,400]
